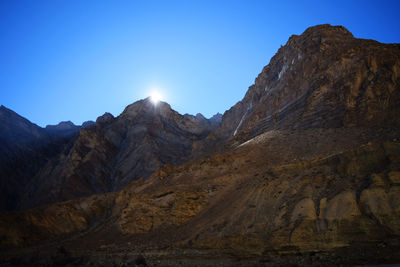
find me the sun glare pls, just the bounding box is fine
[150,90,163,104]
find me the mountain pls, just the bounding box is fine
[0,106,75,210]
[0,25,399,266]
[0,100,220,210]
[16,98,221,209]
[194,24,400,155]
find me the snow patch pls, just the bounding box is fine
[233,113,245,136]
[233,103,252,136]
[238,130,282,147]
[278,64,288,80]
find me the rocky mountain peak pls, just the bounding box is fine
[81,120,95,129]
[195,113,206,120]
[95,112,114,125]
[121,98,173,119]
[209,112,222,124]
[301,24,354,39]
[206,24,400,146]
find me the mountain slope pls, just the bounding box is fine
[1,133,399,265]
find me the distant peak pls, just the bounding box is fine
[45,121,79,130]
[209,113,222,124]
[58,121,75,126]
[195,113,206,119]
[211,112,222,117]
[96,112,114,124]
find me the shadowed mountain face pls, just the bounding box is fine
[0,106,76,210]
[14,98,220,209]
[0,25,400,265]
[0,105,47,145]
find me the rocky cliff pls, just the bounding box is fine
[194,24,400,155]
[0,24,399,266]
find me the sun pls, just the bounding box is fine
[150,90,163,105]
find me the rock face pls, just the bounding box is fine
[81,120,95,129]
[0,24,400,265]
[196,24,400,154]
[209,112,223,125]
[95,112,114,124]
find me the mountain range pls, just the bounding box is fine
[0,101,221,210]
[0,24,399,266]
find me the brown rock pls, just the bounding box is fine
[389,171,400,184]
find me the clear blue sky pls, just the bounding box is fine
[1,0,399,127]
